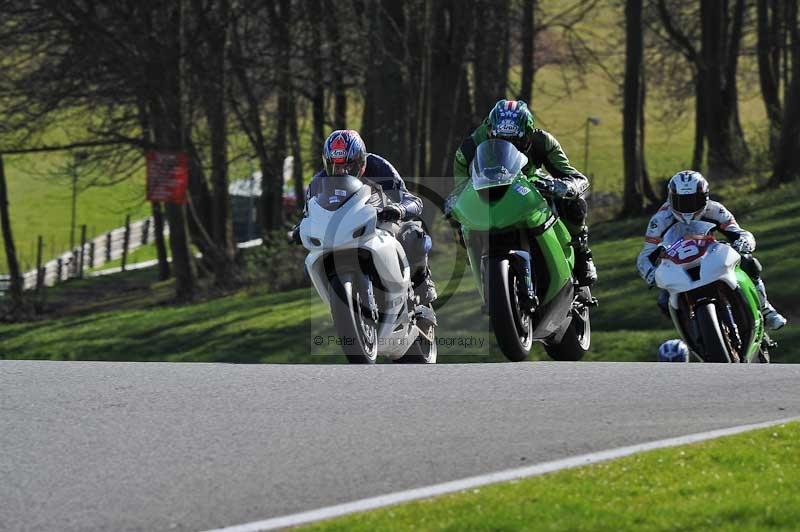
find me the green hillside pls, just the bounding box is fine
[2,181,796,363]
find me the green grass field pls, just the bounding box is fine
[301,421,800,531]
[2,180,797,363]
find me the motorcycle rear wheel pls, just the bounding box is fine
[545,286,591,361]
[394,316,437,364]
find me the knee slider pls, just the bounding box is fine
[739,254,762,279]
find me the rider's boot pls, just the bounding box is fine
[755,278,787,330]
[413,267,437,306]
[572,227,597,287]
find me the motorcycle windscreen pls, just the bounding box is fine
[313,175,365,211]
[660,220,716,246]
[470,139,529,190]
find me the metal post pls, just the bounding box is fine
[69,152,88,250]
[105,232,113,262]
[89,242,95,269]
[121,214,131,272]
[142,218,151,245]
[35,235,44,293]
[56,258,63,283]
[78,224,87,278]
[583,117,600,178]
[70,168,77,250]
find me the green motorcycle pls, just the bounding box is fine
[447,139,595,362]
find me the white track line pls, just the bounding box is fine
[203,417,799,532]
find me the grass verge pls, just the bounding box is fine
[303,421,800,532]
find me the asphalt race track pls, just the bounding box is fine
[2,361,799,531]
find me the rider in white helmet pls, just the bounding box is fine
[637,170,787,330]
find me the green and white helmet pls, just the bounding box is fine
[487,99,535,152]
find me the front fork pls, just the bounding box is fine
[479,251,539,314]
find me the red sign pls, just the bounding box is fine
[146,151,189,204]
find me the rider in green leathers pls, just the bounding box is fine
[452,99,597,286]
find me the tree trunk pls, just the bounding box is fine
[518,0,536,104]
[426,0,474,211]
[201,0,235,285]
[151,201,170,280]
[264,0,293,233]
[473,0,510,118]
[771,0,800,184]
[757,0,783,154]
[692,72,706,170]
[361,0,408,170]
[324,0,347,129]
[0,154,24,315]
[622,0,646,215]
[700,0,748,179]
[289,95,305,215]
[155,3,196,301]
[306,0,326,152]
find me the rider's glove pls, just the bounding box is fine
[732,238,753,255]
[378,204,406,223]
[534,177,578,200]
[287,226,302,245]
[645,268,657,287]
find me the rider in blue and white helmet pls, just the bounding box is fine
[637,170,787,331]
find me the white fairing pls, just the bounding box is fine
[655,221,741,309]
[298,185,418,359]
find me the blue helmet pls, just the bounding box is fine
[323,130,367,177]
[487,99,535,152]
[658,339,689,363]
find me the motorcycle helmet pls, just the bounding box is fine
[323,130,367,177]
[487,99,535,153]
[668,170,709,224]
[658,339,689,363]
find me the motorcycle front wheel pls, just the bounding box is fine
[330,275,378,364]
[694,302,732,363]
[488,257,533,362]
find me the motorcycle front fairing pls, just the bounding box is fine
[655,221,742,309]
[454,140,573,305]
[656,243,741,309]
[299,179,415,356]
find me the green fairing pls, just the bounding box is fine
[735,267,764,362]
[453,173,573,304]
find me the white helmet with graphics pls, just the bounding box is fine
[668,170,709,224]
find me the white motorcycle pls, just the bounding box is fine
[299,175,437,364]
[654,220,768,363]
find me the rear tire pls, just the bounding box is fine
[488,258,533,362]
[694,302,731,363]
[545,287,591,361]
[394,316,437,364]
[330,277,378,364]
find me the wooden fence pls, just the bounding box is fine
[1,216,168,295]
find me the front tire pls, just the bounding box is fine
[487,258,533,362]
[330,276,378,364]
[694,302,731,363]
